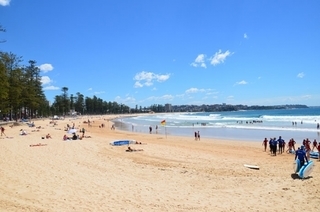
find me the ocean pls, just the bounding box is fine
[113,107,320,143]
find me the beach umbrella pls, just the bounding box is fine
[67,129,77,134]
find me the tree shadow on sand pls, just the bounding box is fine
[291,173,313,180]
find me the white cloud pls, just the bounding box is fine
[38,63,54,73]
[244,33,248,39]
[43,85,59,90]
[133,71,170,88]
[88,88,92,91]
[191,54,207,68]
[93,91,105,95]
[0,0,10,6]
[235,80,248,85]
[297,72,305,78]
[134,81,143,88]
[226,95,234,101]
[146,94,174,101]
[115,96,136,104]
[185,87,206,94]
[41,76,52,85]
[210,50,233,66]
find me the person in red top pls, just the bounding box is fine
[305,138,311,160]
[312,139,318,151]
[286,139,293,153]
[291,138,296,151]
[262,138,268,152]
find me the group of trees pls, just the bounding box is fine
[0,52,49,120]
[51,88,131,115]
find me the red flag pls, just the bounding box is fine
[161,120,166,125]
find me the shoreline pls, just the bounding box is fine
[113,118,320,143]
[0,115,319,211]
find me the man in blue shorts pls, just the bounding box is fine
[295,146,308,170]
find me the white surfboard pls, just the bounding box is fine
[244,164,260,170]
[293,159,300,173]
[298,161,315,178]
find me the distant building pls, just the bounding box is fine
[165,104,172,112]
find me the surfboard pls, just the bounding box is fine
[310,151,319,159]
[110,140,136,146]
[298,160,315,179]
[244,164,259,170]
[293,159,300,173]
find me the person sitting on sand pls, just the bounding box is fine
[20,129,27,135]
[30,143,47,147]
[46,133,52,139]
[126,146,143,152]
[72,133,78,140]
[63,135,70,140]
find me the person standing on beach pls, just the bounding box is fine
[277,136,284,154]
[262,138,268,151]
[1,126,6,136]
[149,126,152,134]
[312,139,318,151]
[292,138,296,151]
[305,138,311,160]
[272,138,278,156]
[197,131,200,141]
[269,138,273,154]
[194,131,198,140]
[317,142,320,161]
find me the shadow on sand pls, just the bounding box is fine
[291,173,313,180]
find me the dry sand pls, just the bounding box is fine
[0,115,319,212]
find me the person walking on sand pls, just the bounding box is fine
[295,146,308,169]
[197,131,200,141]
[194,131,198,140]
[262,138,268,152]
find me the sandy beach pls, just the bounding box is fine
[0,115,319,212]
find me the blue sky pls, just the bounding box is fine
[1,0,320,107]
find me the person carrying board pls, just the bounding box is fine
[295,146,308,170]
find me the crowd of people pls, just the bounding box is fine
[262,136,320,163]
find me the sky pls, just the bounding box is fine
[1,0,320,107]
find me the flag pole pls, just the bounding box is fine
[165,126,167,138]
